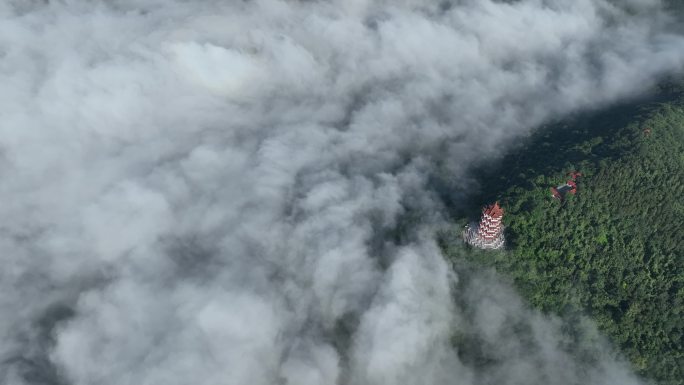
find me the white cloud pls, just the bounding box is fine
[0,1,681,384]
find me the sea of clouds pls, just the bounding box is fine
[0,0,682,384]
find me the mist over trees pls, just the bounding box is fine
[442,85,684,385]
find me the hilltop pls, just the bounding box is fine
[441,84,684,384]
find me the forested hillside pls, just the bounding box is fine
[442,89,684,384]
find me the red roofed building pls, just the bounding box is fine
[551,172,581,201]
[567,171,582,180]
[462,202,505,250]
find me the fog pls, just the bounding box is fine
[0,0,682,384]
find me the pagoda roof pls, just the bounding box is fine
[483,201,504,218]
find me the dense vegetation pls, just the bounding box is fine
[441,87,684,384]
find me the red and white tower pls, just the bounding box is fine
[462,202,505,250]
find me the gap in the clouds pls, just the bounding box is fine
[460,80,683,221]
[438,78,684,384]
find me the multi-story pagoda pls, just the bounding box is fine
[462,202,505,250]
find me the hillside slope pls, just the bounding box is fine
[442,91,684,384]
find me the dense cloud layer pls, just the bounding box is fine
[0,0,682,384]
